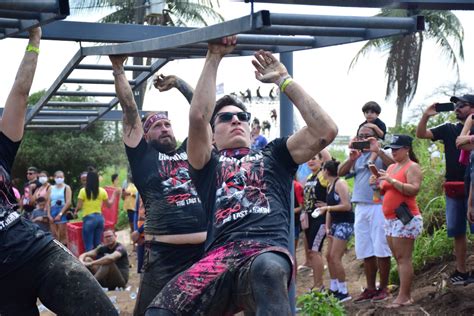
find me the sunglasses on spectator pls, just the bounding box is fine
[357,134,374,139]
[27,172,35,175]
[455,102,470,109]
[215,112,251,124]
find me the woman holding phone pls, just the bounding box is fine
[370,134,423,308]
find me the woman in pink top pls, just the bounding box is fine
[370,135,423,308]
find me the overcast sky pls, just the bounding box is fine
[1,2,473,141]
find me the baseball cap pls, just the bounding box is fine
[450,94,474,105]
[384,135,413,149]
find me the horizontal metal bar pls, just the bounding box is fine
[54,91,116,97]
[46,101,111,108]
[0,18,21,28]
[255,25,367,37]
[0,9,40,19]
[75,64,151,72]
[244,0,474,9]
[38,110,99,116]
[0,0,60,12]
[31,118,90,124]
[26,125,83,130]
[83,11,270,56]
[13,20,194,42]
[64,78,135,85]
[269,13,419,30]
[237,34,315,47]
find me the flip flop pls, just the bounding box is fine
[386,299,414,309]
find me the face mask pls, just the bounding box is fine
[55,178,64,185]
[39,176,48,184]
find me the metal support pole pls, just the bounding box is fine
[280,51,295,315]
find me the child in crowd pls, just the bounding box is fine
[357,101,387,163]
[31,196,50,232]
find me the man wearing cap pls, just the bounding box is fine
[416,94,474,285]
[110,55,206,316]
[146,37,337,315]
[338,124,394,303]
[21,166,41,215]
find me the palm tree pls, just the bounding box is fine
[70,0,223,108]
[349,9,464,127]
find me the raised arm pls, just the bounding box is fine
[187,36,237,169]
[1,27,41,141]
[109,55,143,148]
[456,114,474,150]
[154,74,194,104]
[416,103,437,140]
[252,50,338,164]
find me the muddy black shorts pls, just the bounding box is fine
[150,241,293,315]
[134,241,205,316]
[0,240,117,316]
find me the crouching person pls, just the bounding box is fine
[79,228,129,290]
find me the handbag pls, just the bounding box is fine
[395,202,414,225]
[443,181,465,199]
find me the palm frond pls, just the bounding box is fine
[348,37,393,71]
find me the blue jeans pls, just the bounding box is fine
[82,213,104,251]
[445,195,474,237]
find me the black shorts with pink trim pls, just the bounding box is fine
[150,240,293,315]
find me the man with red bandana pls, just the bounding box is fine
[110,56,206,316]
[147,36,338,315]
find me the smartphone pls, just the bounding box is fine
[435,102,454,112]
[368,163,380,177]
[351,141,370,150]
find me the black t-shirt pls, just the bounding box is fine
[327,178,354,224]
[303,172,327,213]
[125,138,206,235]
[190,138,299,251]
[358,118,387,140]
[0,132,53,278]
[431,122,472,181]
[96,242,129,283]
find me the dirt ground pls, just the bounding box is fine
[39,231,474,315]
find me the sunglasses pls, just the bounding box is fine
[455,102,470,109]
[27,172,35,175]
[215,112,251,124]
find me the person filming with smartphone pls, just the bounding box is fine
[416,95,474,285]
[369,135,423,308]
[338,124,394,303]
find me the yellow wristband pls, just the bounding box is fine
[26,44,40,54]
[280,78,293,93]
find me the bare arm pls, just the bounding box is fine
[338,148,360,176]
[368,137,395,167]
[78,248,98,263]
[379,163,422,197]
[109,55,143,148]
[251,50,337,164]
[86,251,122,267]
[457,114,474,150]
[103,188,121,208]
[1,28,41,141]
[416,103,437,139]
[187,36,237,170]
[154,74,194,104]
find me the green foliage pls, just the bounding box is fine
[297,290,346,316]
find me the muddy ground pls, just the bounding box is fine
[39,231,474,315]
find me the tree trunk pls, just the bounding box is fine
[395,100,404,127]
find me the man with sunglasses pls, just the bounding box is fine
[338,125,394,303]
[146,36,337,315]
[1,27,117,316]
[110,55,207,316]
[20,166,41,215]
[417,94,474,285]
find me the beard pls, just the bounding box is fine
[149,136,177,154]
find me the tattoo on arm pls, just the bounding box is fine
[123,106,140,137]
